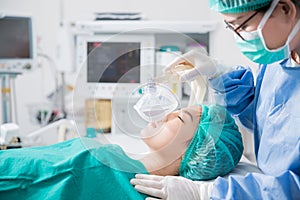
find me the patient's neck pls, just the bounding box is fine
[139,151,182,176]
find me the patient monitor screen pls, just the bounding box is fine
[0,16,32,59]
[87,42,141,83]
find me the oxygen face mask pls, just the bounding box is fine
[133,80,180,124]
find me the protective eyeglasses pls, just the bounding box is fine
[224,11,259,41]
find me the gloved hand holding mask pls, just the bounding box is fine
[164,47,220,81]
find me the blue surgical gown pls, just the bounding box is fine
[209,59,300,199]
[0,138,148,200]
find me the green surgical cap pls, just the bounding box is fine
[179,104,243,180]
[209,0,272,13]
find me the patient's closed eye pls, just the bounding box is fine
[177,116,184,123]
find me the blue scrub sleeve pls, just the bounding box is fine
[209,66,255,130]
[210,61,300,199]
[211,170,300,199]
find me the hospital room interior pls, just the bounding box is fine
[0,0,258,172]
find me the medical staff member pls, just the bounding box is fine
[131,0,300,199]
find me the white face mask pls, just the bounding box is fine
[235,0,300,64]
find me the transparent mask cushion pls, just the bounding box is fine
[134,82,179,122]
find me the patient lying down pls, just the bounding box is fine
[0,104,243,199]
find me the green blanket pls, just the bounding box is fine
[0,138,148,200]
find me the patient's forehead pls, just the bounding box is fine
[181,106,202,116]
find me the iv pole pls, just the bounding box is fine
[0,71,22,124]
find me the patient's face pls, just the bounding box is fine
[141,106,201,152]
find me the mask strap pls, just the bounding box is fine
[258,0,280,29]
[287,19,300,43]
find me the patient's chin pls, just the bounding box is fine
[140,126,162,140]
